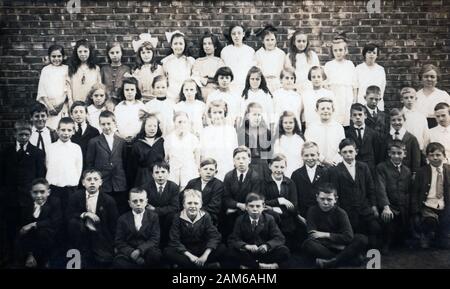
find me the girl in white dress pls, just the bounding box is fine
[36,44,69,130]
[272,68,302,128]
[254,25,286,93]
[201,100,238,181]
[274,111,304,178]
[284,30,320,94]
[144,76,175,135]
[86,83,110,132]
[161,31,195,103]
[324,36,357,126]
[174,79,206,137]
[355,43,386,110]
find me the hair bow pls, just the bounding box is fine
[165,30,185,44]
[254,24,278,38]
[132,33,158,52]
[287,29,297,40]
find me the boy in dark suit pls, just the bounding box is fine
[411,142,450,249]
[330,138,381,248]
[67,169,118,268]
[14,178,62,268]
[0,120,46,265]
[364,85,388,135]
[302,184,368,268]
[29,102,58,155]
[291,141,330,221]
[228,193,290,269]
[375,140,412,254]
[141,161,180,248]
[114,188,161,268]
[222,146,262,241]
[183,158,223,225]
[86,110,128,214]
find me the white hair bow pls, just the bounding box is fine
[165,30,185,43]
[287,29,297,40]
[132,33,158,52]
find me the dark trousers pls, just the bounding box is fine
[219,210,241,243]
[164,243,228,268]
[114,247,162,269]
[347,210,381,249]
[49,185,77,221]
[302,234,368,266]
[3,204,22,263]
[14,227,55,268]
[381,211,408,248]
[229,245,290,268]
[158,212,176,248]
[105,190,128,216]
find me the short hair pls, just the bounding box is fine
[400,87,416,97]
[47,44,65,58]
[152,161,170,172]
[269,153,287,165]
[245,102,263,115]
[387,139,406,151]
[120,77,142,100]
[233,145,251,158]
[362,43,380,58]
[82,169,102,180]
[280,67,296,82]
[213,66,234,83]
[30,102,48,117]
[31,178,50,189]
[316,183,338,198]
[208,99,228,118]
[350,103,367,115]
[200,158,217,168]
[173,110,189,122]
[308,66,327,81]
[301,141,319,155]
[14,119,32,133]
[245,192,265,204]
[182,189,202,204]
[365,85,381,96]
[426,142,446,156]
[99,110,116,122]
[419,64,440,80]
[389,108,406,120]
[70,101,88,114]
[129,187,147,199]
[57,117,75,129]
[434,102,450,112]
[316,97,334,110]
[339,138,357,151]
[152,75,169,88]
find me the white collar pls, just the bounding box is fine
[16,142,28,151]
[33,126,47,133]
[132,210,144,217]
[57,139,72,145]
[180,209,205,224]
[272,175,283,184]
[85,191,99,199]
[343,161,356,168]
[353,124,365,130]
[237,169,249,178]
[437,125,449,132]
[306,165,317,171]
[155,181,167,189]
[432,165,444,172]
[390,127,406,138]
[249,216,259,224]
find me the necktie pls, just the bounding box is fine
[86,194,96,213]
[397,165,402,174]
[37,130,45,153]
[18,143,25,153]
[394,131,400,140]
[33,203,41,219]
[355,127,363,144]
[158,186,164,196]
[239,174,244,187]
[251,219,257,231]
[77,123,83,136]
[372,110,377,118]
[436,167,444,199]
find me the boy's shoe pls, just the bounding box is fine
[420,234,431,249]
[239,265,250,269]
[205,262,221,269]
[259,263,279,269]
[315,258,337,269]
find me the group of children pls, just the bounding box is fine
[1,23,450,269]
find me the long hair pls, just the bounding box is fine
[86,83,109,106]
[288,31,313,69]
[119,77,142,101]
[135,42,159,72]
[198,32,223,57]
[241,66,273,100]
[278,111,302,137]
[179,79,204,102]
[105,42,123,64]
[68,39,97,77]
[136,113,163,140]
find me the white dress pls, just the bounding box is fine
[241,89,274,124]
[255,47,286,93]
[355,62,386,110]
[87,104,106,132]
[144,98,176,135]
[114,100,145,139]
[304,120,345,164]
[161,54,195,103]
[324,59,357,126]
[207,89,243,126]
[132,64,164,99]
[220,44,255,92]
[301,87,336,128]
[415,88,450,118]
[403,108,430,150]
[68,65,101,103]
[285,51,320,93]
[174,100,206,136]
[200,124,238,181]
[272,88,302,126]
[274,134,304,177]
[429,125,450,163]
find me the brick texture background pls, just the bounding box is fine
[0,0,449,145]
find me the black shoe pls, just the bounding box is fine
[315,258,336,269]
[205,262,221,269]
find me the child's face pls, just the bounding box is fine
[144,117,158,138]
[218,75,231,90]
[174,114,190,132]
[317,102,334,122]
[281,73,295,90]
[294,34,308,51]
[171,36,185,56]
[332,42,347,61]
[31,111,48,130]
[92,89,106,107]
[427,150,445,167]
[153,80,168,97]
[388,146,406,166]
[249,72,262,90]
[199,164,217,182]
[77,45,90,63]
[422,69,438,88]
[128,192,148,214]
[202,37,215,56]
[99,116,116,135]
[49,50,63,66]
[182,81,197,101]
[57,123,75,142]
[82,172,103,194]
[390,115,405,131]
[248,106,263,127]
[282,116,295,134]
[435,108,450,127]
[123,83,137,101]
[270,160,286,181]
[15,129,31,145]
[317,192,336,212]
[401,92,416,110]
[365,49,378,64]
[246,199,264,219]
[302,146,320,168]
[365,93,381,110]
[231,26,244,46]
[233,151,250,173]
[71,106,87,124]
[184,195,202,219]
[140,46,153,63]
[152,166,169,185]
[210,106,225,124]
[108,45,122,64]
[263,32,277,51]
[310,69,323,88]
[340,145,357,164]
[30,183,50,206]
[350,110,366,127]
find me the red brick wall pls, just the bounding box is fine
[0,0,449,144]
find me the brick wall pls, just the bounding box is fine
[0,0,449,145]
